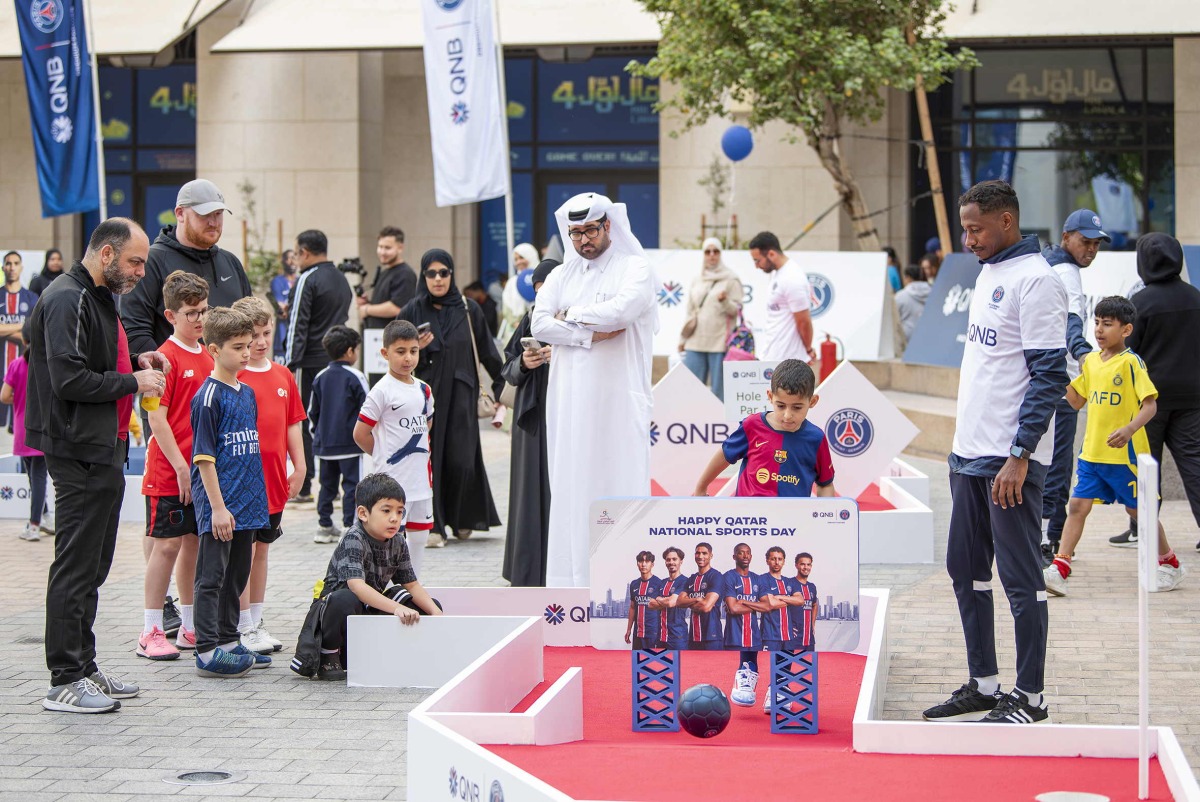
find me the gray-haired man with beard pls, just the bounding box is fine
[26,218,171,712]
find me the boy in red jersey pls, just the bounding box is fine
[232,296,307,653]
[137,271,213,660]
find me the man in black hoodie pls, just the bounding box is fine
[121,179,252,357]
[1111,233,1200,551]
[27,218,170,712]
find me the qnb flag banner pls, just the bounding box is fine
[420,0,506,207]
[15,0,100,218]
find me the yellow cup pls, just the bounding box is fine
[140,394,160,412]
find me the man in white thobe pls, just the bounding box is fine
[531,193,657,587]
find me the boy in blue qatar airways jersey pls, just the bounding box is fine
[624,551,664,650]
[679,542,723,649]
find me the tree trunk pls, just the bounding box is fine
[810,103,881,252]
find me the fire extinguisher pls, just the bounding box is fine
[819,334,842,384]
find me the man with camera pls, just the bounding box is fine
[285,229,354,502]
[356,226,416,385]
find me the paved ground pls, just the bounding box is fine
[1,425,1197,800]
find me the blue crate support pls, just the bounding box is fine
[631,649,679,732]
[769,650,818,734]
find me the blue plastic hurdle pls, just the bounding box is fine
[631,649,680,732]
[769,649,818,734]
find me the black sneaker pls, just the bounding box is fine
[921,679,1003,722]
[1039,542,1056,568]
[163,596,182,637]
[316,655,346,682]
[980,688,1050,724]
[1109,528,1139,548]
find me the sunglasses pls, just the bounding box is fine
[703,249,720,255]
[424,268,452,279]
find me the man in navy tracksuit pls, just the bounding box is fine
[1038,210,1106,561]
[307,325,369,543]
[922,181,1067,725]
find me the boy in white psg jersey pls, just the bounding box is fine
[353,320,435,578]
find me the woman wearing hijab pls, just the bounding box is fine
[400,249,504,548]
[499,243,539,344]
[679,238,743,399]
[28,249,64,296]
[498,259,559,587]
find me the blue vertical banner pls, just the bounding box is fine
[15,0,100,217]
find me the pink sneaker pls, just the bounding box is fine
[175,627,196,650]
[137,627,180,660]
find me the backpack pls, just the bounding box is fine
[290,595,329,678]
[724,310,756,361]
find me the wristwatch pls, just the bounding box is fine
[1009,444,1031,460]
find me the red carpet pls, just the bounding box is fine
[651,478,896,511]
[489,647,1172,801]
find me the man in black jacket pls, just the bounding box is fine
[26,218,170,713]
[121,179,252,357]
[1111,233,1200,552]
[285,229,353,501]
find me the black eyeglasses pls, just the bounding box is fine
[568,226,604,242]
[424,268,452,279]
[183,308,209,323]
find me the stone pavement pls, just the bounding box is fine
[0,426,1197,800]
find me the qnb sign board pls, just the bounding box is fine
[649,363,730,497]
[646,249,891,360]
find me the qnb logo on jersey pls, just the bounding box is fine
[825,408,874,458]
[967,323,998,347]
[808,273,834,317]
[657,280,684,307]
[544,603,566,625]
[755,467,800,486]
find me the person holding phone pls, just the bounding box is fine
[498,259,560,586]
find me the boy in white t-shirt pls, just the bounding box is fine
[353,320,435,578]
[748,230,814,362]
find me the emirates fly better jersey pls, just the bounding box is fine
[190,378,269,536]
[358,374,435,502]
[723,415,835,497]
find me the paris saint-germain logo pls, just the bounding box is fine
[544,604,566,625]
[808,273,834,318]
[825,408,874,458]
[490,780,505,802]
[992,286,1004,303]
[30,0,64,34]
[839,509,851,521]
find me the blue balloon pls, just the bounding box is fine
[516,268,536,302]
[721,125,754,162]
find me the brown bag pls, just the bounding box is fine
[464,303,497,418]
[679,281,714,342]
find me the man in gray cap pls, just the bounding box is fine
[1038,208,1107,563]
[119,178,252,635]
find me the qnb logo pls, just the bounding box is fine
[0,486,13,501]
[30,0,63,34]
[657,280,684,307]
[825,408,874,458]
[808,273,834,317]
[50,115,73,144]
[450,101,469,125]
[448,766,480,801]
[966,324,998,347]
[544,603,566,625]
[649,421,659,446]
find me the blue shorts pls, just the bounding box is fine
[1072,459,1138,508]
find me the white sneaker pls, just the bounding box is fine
[239,627,275,655]
[426,531,446,549]
[39,510,55,535]
[19,523,41,542]
[1043,564,1068,597]
[255,622,283,652]
[1156,562,1187,592]
[313,525,338,544]
[730,662,758,707]
[764,691,786,714]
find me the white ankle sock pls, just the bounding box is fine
[144,609,164,634]
[237,609,253,632]
[198,649,216,663]
[1016,687,1043,706]
[180,605,194,631]
[220,640,239,652]
[250,603,264,628]
[974,675,1000,695]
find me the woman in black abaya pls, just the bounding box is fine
[399,249,503,548]
[499,259,560,586]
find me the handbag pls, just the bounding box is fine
[679,281,714,341]
[724,309,756,361]
[464,302,497,418]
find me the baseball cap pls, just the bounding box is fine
[924,236,941,254]
[1062,208,1110,242]
[176,179,231,216]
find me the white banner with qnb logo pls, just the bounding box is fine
[645,248,891,360]
[420,0,506,207]
[588,497,860,653]
[649,363,729,496]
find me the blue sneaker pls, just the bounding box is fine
[195,647,254,678]
[231,643,272,669]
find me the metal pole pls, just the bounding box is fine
[490,0,516,276]
[1136,452,1158,800]
[907,27,950,256]
[82,0,107,219]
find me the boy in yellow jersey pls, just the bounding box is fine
[1044,296,1186,595]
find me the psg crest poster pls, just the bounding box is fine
[589,498,860,653]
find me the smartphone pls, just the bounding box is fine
[520,337,542,351]
[417,322,432,335]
